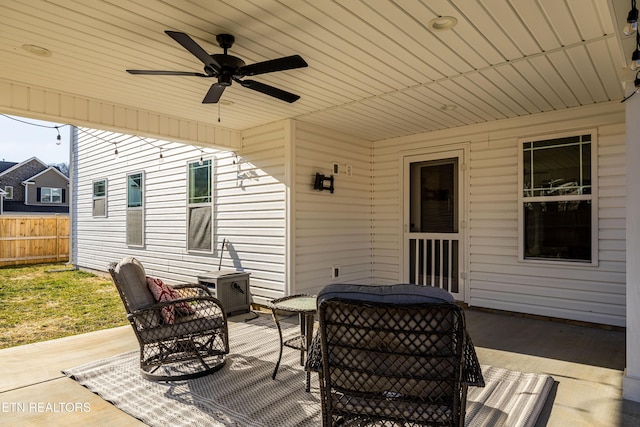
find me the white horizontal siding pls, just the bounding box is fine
[372,102,627,326]
[0,82,241,151]
[292,121,373,295]
[73,101,627,325]
[73,122,288,305]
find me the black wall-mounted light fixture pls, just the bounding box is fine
[313,173,334,193]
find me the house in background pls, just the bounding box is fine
[0,157,69,215]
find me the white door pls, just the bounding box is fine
[403,149,465,300]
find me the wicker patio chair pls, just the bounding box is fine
[311,283,484,427]
[108,256,229,381]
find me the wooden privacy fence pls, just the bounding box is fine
[0,216,69,267]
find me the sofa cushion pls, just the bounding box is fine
[317,283,455,307]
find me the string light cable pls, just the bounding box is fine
[1,113,218,160]
[623,0,640,102]
[1,113,69,144]
[621,72,640,103]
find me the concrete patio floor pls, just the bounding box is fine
[1,308,639,426]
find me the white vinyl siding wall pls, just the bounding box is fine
[372,103,626,327]
[227,122,288,304]
[73,125,287,305]
[292,122,373,295]
[74,102,626,326]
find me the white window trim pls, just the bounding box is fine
[126,171,145,248]
[186,157,214,254]
[517,129,599,267]
[92,179,107,218]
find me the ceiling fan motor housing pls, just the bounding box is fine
[210,54,246,86]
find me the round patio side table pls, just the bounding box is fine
[269,294,317,392]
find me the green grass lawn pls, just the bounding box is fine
[0,263,128,349]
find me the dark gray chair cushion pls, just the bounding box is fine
[113,256,156,310]
[317,283,455,307]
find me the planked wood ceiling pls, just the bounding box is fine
[0,0,634,141]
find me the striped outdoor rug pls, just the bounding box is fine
[63,317,554,427]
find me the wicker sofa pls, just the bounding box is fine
[308,283,484,426]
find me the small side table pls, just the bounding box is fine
[269,294,317,392]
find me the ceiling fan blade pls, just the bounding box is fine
[202,83,226,104]
[238,55,308,77]
[238,79,300,103]
[165,30,221,71]
[127,70,209,77]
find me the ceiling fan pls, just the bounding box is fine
[126,31,308,104]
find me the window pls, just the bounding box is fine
[519,132,597,264]
[92,179,107,217]
[127,172,144,247]
[4,186,13,200]
[40,187,62,203]
[187,159,213,253]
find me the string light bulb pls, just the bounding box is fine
[628,1,640,71]
[0,114,69,147]
[625,0,639,36]
[632,49,640,71]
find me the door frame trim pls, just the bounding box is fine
[399,143,470,302]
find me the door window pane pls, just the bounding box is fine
[409,158,458,233]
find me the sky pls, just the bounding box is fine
[0,114,71,165]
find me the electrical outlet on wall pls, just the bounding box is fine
[331,265,340,279]
[345,164,352,177]
[332,162,339,174]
